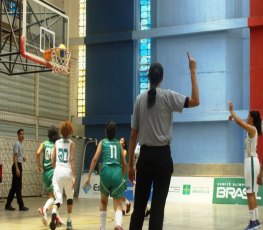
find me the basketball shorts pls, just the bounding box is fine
[53,166,74,204]
[100,165,126,199]
[244,156,260,194]
[43,169,54,193]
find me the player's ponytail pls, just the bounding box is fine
[250,111,262,135]
[105,121,116,140]
[147,62,163,108]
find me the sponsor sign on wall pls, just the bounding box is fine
[79,174,101,199]
[167,177,214,203]
[79,174,136,200]
[123,180,134,201]
[213,177,263,205]
[80,175,263,205]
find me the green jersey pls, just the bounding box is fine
[43,140,54,171]
[100,138,126,198]
[102,138,121,166]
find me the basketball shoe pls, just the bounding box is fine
[56,216,64,226]
[38,207,48,225]
[66,219,72,230]
[126,202,131,214]
[244,220,261,230]
[49,213,57,230]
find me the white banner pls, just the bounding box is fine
[79,174,214,203]
[167,177,214,203]
[79,174,101,199]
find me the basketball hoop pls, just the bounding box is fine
[48,48,71,76]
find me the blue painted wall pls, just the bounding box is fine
[83,1,134,168]
[149,0,249,163]
[84,0,250,165]
[84,0,134,125]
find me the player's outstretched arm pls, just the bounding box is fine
[228,101,255,136]
[187,51,199,108]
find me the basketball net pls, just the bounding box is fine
[49,48,71,76]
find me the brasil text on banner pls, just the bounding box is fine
[213,177,263,205]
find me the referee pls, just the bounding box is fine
[128,52,200,230]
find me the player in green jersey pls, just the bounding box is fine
[83,121,127,230]
[36,126,62,226]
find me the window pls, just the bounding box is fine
[79,0,86,37]
[5,0,19,17]
[78,45,86,117]
[139,0,151,93]
[78,0,86,117]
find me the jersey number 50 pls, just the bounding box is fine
[58,148,69,163]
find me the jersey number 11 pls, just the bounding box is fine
[110,145,117,159]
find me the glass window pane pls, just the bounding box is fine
[78,43,86,117]
[139,0,151,93]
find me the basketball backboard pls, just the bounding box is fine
[21,0,69,67]
[0,0,69,75]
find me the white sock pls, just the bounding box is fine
[249,209,256,221]
[115,210,122,227]
[44,197,55,212]
[255,207,259,220]
[51,208,57,215]
[100,211,107,230]
[68,213,72,220]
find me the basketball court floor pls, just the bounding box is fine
[0,196,257,229]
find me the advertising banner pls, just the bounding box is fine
[79,174,101,199]
[167,177,214,203]
[213,177,263,205]
[79,174,136,200]
[123,180,134,201]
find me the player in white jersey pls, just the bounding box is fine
[49,121,76,230]
[228,101,262,230]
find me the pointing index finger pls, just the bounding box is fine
[187,51,191,60]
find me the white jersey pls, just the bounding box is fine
[244,128,258,158]
[55,138,73,168]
